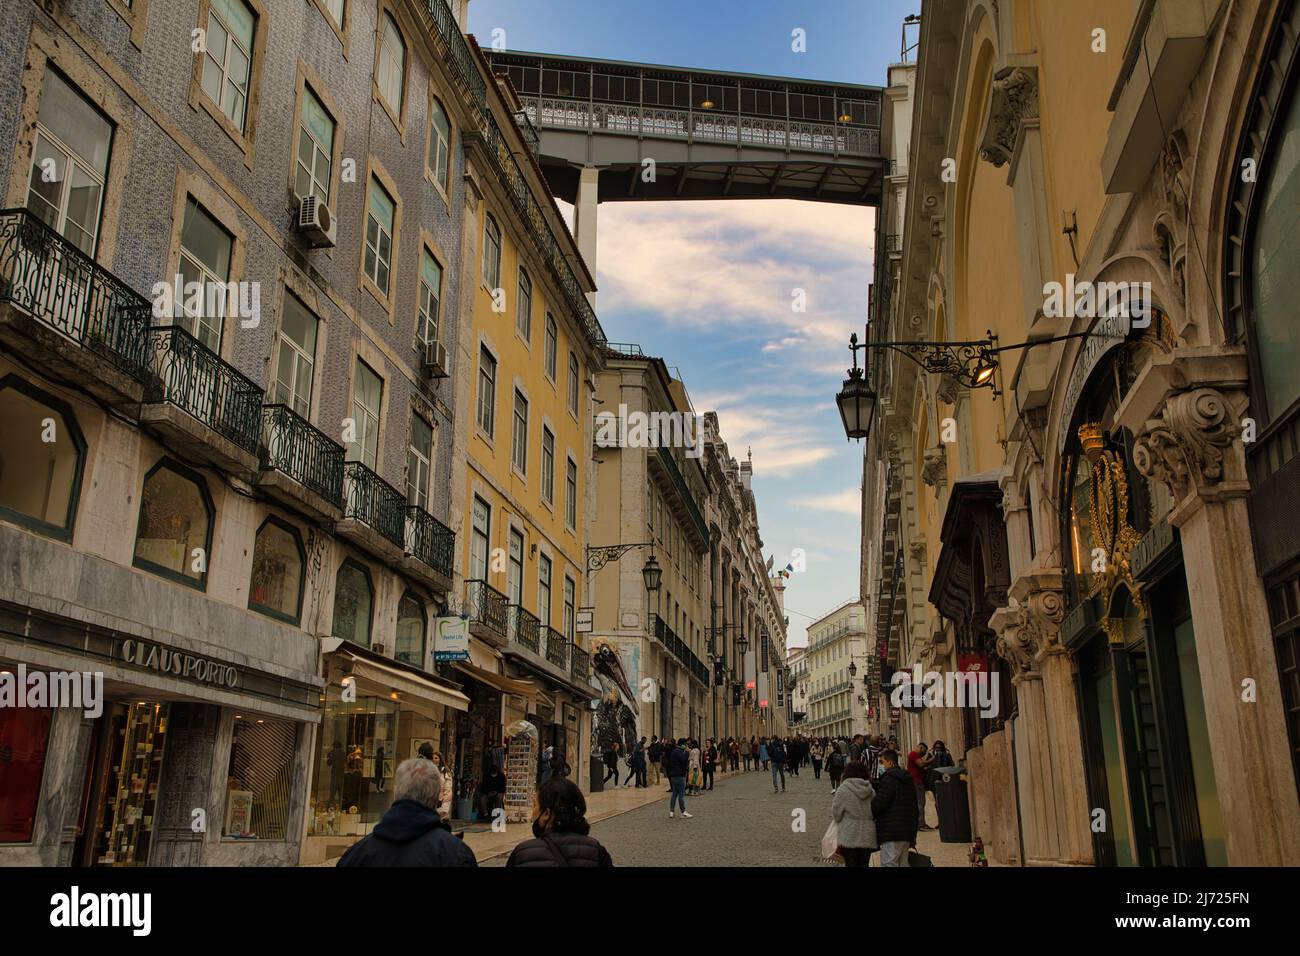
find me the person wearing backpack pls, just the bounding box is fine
[828,741,847,793]
[768,736,788,792]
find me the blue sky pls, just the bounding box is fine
[467,0,918,645]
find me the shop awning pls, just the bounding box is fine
[453,659,538,697]
[322,640,470,716]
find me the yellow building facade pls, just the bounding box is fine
[449,51,606,796]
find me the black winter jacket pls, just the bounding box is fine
[667,745,689,777]
[336,799,478,867]
[870,767,919,844]
[506,830,614,867]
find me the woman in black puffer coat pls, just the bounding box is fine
[870,752,920,846]
[506,778,614,867]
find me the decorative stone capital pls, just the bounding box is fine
[1132,387,1243,506]
[921,445,947,488]
[908,539,927,566]
[978,66,1039,168]
[992,568,1066,672]
[936,373,963,406]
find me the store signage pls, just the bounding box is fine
[958,653,988,674]
[433,617,470,662]
[119,638,239,689]
[1058,310,1132,456]
[575,609,593,633]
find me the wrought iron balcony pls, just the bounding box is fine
[405,505,455,578]
[570,644,590,683]
[0,207,151,381]
[655,445,709,544]
[342,461,407,549]
[260,404,344,506]
[417,0,487,110]
[144,325,264,456]
[543,625,568,669]
[466,579,509,638]
[509,604,541,654]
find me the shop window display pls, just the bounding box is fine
[395,592,425,667]
[0,377,85,540]
[248,517,304,624]
[308,685,397,838]
[133,460,213,588]
[0,701,53,843]
[87,702,168,866]
[330,560,373,646]
[223,716,297,840]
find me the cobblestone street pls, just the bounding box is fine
[485,763,977,867]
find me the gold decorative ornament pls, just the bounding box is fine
[1080,424,1147,631]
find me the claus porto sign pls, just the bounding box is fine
[119,638,239,689]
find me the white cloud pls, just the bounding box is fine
[791,487,861,515]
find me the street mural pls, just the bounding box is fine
[591,641,639,757]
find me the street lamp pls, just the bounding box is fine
[736,632,749,655]
[837,333,877,441]
[838,314,1139,433]
[641,553,662,593]
[848,660,857,677]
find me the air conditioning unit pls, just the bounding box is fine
[296,195,336,248]
[422,340,450,378]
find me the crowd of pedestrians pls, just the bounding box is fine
[339,732,956,867]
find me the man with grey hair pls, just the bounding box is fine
[337,758,477,867]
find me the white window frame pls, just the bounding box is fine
[177,198,233,353]
[565,454,577,530]
[351,359,382,469]
[477,344,497,437]
[544,313,557,382]
[567,351,580,416]
[295,84,334,204]
[428,96,451,189]
[201,0,255,133]
[511,388,528,475]
[364,177,395,296]
[540,425,555,504]
[538,553,552,628]
[377,11,405,117]
[407,413,433,509]
[482,214,501,289]
[515,267,532,341]
[418,248,442,348]
[274,292,317,418]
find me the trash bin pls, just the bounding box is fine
[589,755,605,793]
[932,765,971,843]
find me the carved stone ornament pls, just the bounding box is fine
[908,539,927,565]
[994,581,1065,673]
[978,66,1039,168]
[921,445,947,488]
[1152,129,1191,305]
[936,373,963,405]
[1132,387,1241,505]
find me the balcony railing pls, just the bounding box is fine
[145,325,264,455]
[509,604,541,654]
[656,445,709,544]
[260,404,344,505]
[405,505,454,578]
[0,208,152,379]
[570,644,590,684]
[466,579,509,637]
[342,461,406,548]
[543,626,568,669]
[521,98,881,155]
[418,0,487,110]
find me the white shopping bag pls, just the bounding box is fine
[820,820,842,861]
